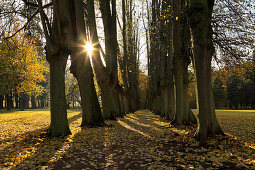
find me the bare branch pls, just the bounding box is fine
[37,0,51,43]
[2,2,53,40]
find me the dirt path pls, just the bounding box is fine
[47,110,255,169]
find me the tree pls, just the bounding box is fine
[0,30,46,110]
[187,0,224,144]
[67,0,104,127]
[213,77,225,108]
[172,0,197,125]
[124,0,140,111]
[87,0,124,120]
[213,0,255,63]
[145,0,196,124]
[226,74,243,109]
[36,0,71,137]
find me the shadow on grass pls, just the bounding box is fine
[0,112,82,169]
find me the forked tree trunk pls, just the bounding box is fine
[71,57,104,126]
[87,0,122,120]
[174,64,197,125]
[172,0,197,126]
[37,0,71,137]
[99,0,122,118]
[187,0,223,144]
[69,0,104,127]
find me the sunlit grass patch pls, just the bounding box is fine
[0,109,82,169]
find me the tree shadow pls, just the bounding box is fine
[0,112,82,169]
[49,118,157,169]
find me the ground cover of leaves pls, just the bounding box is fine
[0,109,254,169]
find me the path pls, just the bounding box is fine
[47,110,254,169]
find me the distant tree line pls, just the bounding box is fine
[212,56,255,109]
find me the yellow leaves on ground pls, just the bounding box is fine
[0,109,82,169]
[0,109,255,169]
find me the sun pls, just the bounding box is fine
[85,42,94,56]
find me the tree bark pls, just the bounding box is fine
[31,95,37,109]
[6,94,13,110]
[87,0,122,119]
[15,94,19,109]
[172,0,185,125]
[20,93,25,111]
[48,52,71,137]
[0,95,4,109]
[68,0,104,127]
[187,0,223,144]
[183,62,197,125]
[25,94,29,109]
[37,0,72,137]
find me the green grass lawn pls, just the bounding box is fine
[192,109,255,144]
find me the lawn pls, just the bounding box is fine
[0,109,254,169]
[193,109,255,144]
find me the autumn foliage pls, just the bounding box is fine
[0,30,47,97]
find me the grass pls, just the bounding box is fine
[0,109,82,169]
[192,109,255,143]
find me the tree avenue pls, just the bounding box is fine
[0,0,254,145]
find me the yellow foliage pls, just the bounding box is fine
[0,30,48,96]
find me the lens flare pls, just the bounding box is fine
[85,42,93,56]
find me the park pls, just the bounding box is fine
[0,0,255,169]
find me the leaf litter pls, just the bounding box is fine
[0,109,254,169]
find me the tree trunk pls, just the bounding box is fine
[87,0,122,119]
[0,95,3,109]
[48,52,71,137]
[187,0,223,144]
[183,65,197,125]
[172,0,185,125]
[159,0,176,120]
[20,93,25,111]
[71,60,104,126]
[68,0,104,127]
[31,95,37,109]
[37,0,73,137]
[173,69,185,125]
[6,94,13,110]
[15,94,19,109]
[100,84,118,120]
[25,94,29,109]
[165,86,176,120]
